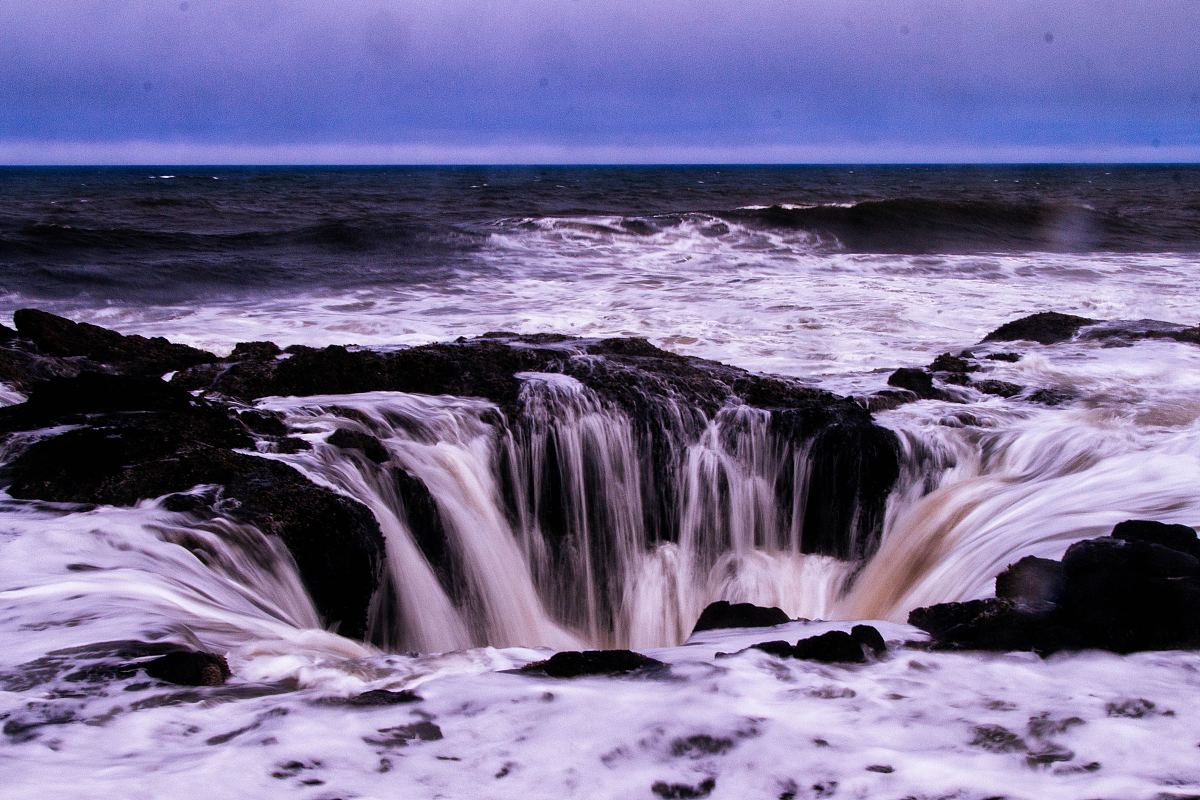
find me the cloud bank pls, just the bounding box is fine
[2,0,1198,163]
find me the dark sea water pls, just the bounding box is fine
[3,164,1199,383]
[3,165,1199,300]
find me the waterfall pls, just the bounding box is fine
[259,375,859,650]
[838,404,1200,620]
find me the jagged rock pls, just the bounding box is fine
[142,650,230,686]
[1111,519,1200,559]
[327,428,390,464]
[972,379,1023,398]
[982,312,1098,345]
[230,341,282,360]
[1027,387,1077,406]
[908,598,1059,652]
[985,351,1022,362]
[2,396,384,639]
[3,312,902,636]
[519,649,665,678]
[850,624,887,655]
[1058,536,1200,653]
[342,689,422,706]
[929,353,977,373]
[12,308,216,376]
[744,625,886,663]
[793,630,867,663]
[886,367,950,401]
[3,373,190,426]
[691,600,789,634]
[864,389,915,412]
[995,556,1064,606]
[911,519,1200,654]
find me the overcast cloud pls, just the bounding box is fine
[1,0,1198,163]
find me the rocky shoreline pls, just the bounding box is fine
[2,308,1199,674]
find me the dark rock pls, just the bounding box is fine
[850,624,887,655]
[864,389,915,412]
[691,600,789,634]
[914,519,1200,654]
[972,379,1023,398]
[651,778,716,799]
[17,373,191,420]
[745,640,798,659]
[4,313,902,638]
[982,312,1098,345]
[985,352,1022,362]
[887,367,946,400]
[4,405,384,639]
[519,649,665,678]
[1111,519,1200,559]
[908,598,1060,652]
[792,630,869,663]
[1058,536,1200,652]
[670,734,734,758]
[363,721,443,747]
[327,428,390,464]
[0,323,16,342]
[995,556,1065,606]
[237,409,289,437]
[929,353,977,373]
[342,689,422,706]
[1027,387,1077,406]
[142,650,230,686]
[12,308,216,375]
[970,724,1027,753]
[230,341,281,360]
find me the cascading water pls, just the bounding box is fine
[256,373,862,650]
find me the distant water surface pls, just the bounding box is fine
[2,164,1198,385]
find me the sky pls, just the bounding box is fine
[1,0,1198,164]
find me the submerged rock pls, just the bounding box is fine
[691,600,790,634]
[519,649,665,678]
[142,650,231,687]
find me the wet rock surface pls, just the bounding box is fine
[519,649,666,678]
[982,312,1099,345]
[2,311,902,574]
[736,625,888,664]
[910,519,1200,654]
[142,650,231,687]
[691,600,790,634]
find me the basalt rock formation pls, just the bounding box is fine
[910,519,1200,654]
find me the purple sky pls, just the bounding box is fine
[2,0,1198,163]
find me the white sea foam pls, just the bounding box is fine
[17,246,1198,395]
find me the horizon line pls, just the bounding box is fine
[3,161,1200,168]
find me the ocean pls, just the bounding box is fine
[3,165,1199,384]
[3,165,1200,799]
